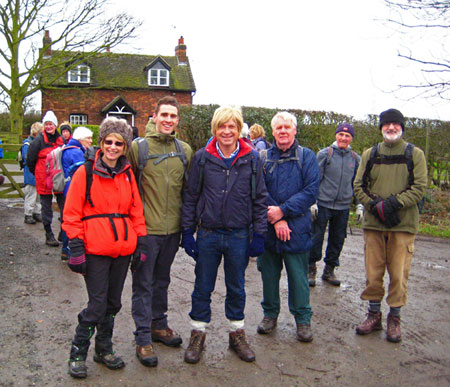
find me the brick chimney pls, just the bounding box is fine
[43,30,52,57]
[175,36,187,65]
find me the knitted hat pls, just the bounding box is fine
[98,117,132,150]
[60,124,72,134]
[73,126,93,141]
[335,122,355,138]
[379,108,405,131]
[42,110,58,127]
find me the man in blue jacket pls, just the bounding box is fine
[180,106,268,364]
[256,111,320,342]
[309,123,362,287]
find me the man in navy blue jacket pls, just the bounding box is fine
[180,106,268,364]
[256,111,320,342]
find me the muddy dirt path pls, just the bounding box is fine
[0,199,449,387]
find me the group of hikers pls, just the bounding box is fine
[19,96,427,379]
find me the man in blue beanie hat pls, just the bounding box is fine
[309,122,362,287]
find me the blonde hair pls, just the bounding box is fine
[30,122,44,136]
[249,124,265,140]
[211,106,243,136]
[271,111,297,130]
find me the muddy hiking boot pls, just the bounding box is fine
[33,213,42,222]
[45,231,59,247]
[386,313,402,343]
[93,351,125,369]
[229,329,255,362]
[296,324,313,342]
[24,215,36,224]
[184,330,206,364]
[68,358,88,379]
[151,326,182,347]
[356,311,382,335]
[308,264,317,287]
[69,323,94,378]
[136,344,158,367]
[322,265,341,286]
[94,314,125,369]
[257,316,277,334]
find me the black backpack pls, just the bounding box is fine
[361,142,425,212]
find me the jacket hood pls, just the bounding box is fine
[331,141,353,151]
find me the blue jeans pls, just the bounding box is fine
[189,228,250,323]
[309,206,349,267]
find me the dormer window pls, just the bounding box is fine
[68,64,90,83]
[149,69,169,86]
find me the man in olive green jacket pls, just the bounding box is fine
[353,108,427,343]
[128,96,192,367]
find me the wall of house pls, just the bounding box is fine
[41,88,193,135]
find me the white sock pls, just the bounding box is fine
[229,319,245,331]
[190,318,207,332]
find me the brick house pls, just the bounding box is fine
[40,33,196,134]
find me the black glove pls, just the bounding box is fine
[247,233,266,257]
[370,195,402,228]
[131,235,149,273]
[180,229,198,260]
[68,238,87,275]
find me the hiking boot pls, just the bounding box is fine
[68,359,87,379]
[296,324,313,342]
[322,265,341,286]
[184,330,206,364]
[308,264,317,287]
[386,313,402,343]
[93,352,125,369]
[257,316,277,334]
[151,326,182,347]
[33,213,42,222]
[24,215,36,224]
[45,232,59,247]
[356,311,382,335]
[229,329,255,362]
[61,251,69,261]
[57,230,63,242]
[136,344,158,367]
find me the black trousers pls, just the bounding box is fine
[40,193,64,232]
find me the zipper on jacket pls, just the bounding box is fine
[164,141,170,234]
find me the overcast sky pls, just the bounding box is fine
[109,0,448,121]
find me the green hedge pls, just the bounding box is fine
[177,105,449,187]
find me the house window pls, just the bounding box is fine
[69,114,88,125]
[149,69,169,86]
[68,64,90,83]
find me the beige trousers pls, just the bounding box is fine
[361,230,415,307]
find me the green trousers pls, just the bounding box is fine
[257,250,312,325]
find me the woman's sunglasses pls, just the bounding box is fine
[104,140,125,147]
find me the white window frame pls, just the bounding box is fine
[69,114,88,125]
[68,64,90,83]
[148,68,169,86]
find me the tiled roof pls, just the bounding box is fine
[40,51,196,91]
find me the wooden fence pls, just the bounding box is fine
[0,143,24,199]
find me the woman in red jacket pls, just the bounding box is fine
[63,117,147,379]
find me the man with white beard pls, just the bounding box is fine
[353,109,427,343]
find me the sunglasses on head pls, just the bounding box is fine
[104,139,125,147]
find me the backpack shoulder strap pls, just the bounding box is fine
[296,145,304,171]
[84,160,94,207]
[250,149,259,200]
[404,142,415,187]
[134,137,149,196]
[196,149,207,194]
[326,146,333,164]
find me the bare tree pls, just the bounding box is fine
[0,0,141,133]
[384,0,450,100]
